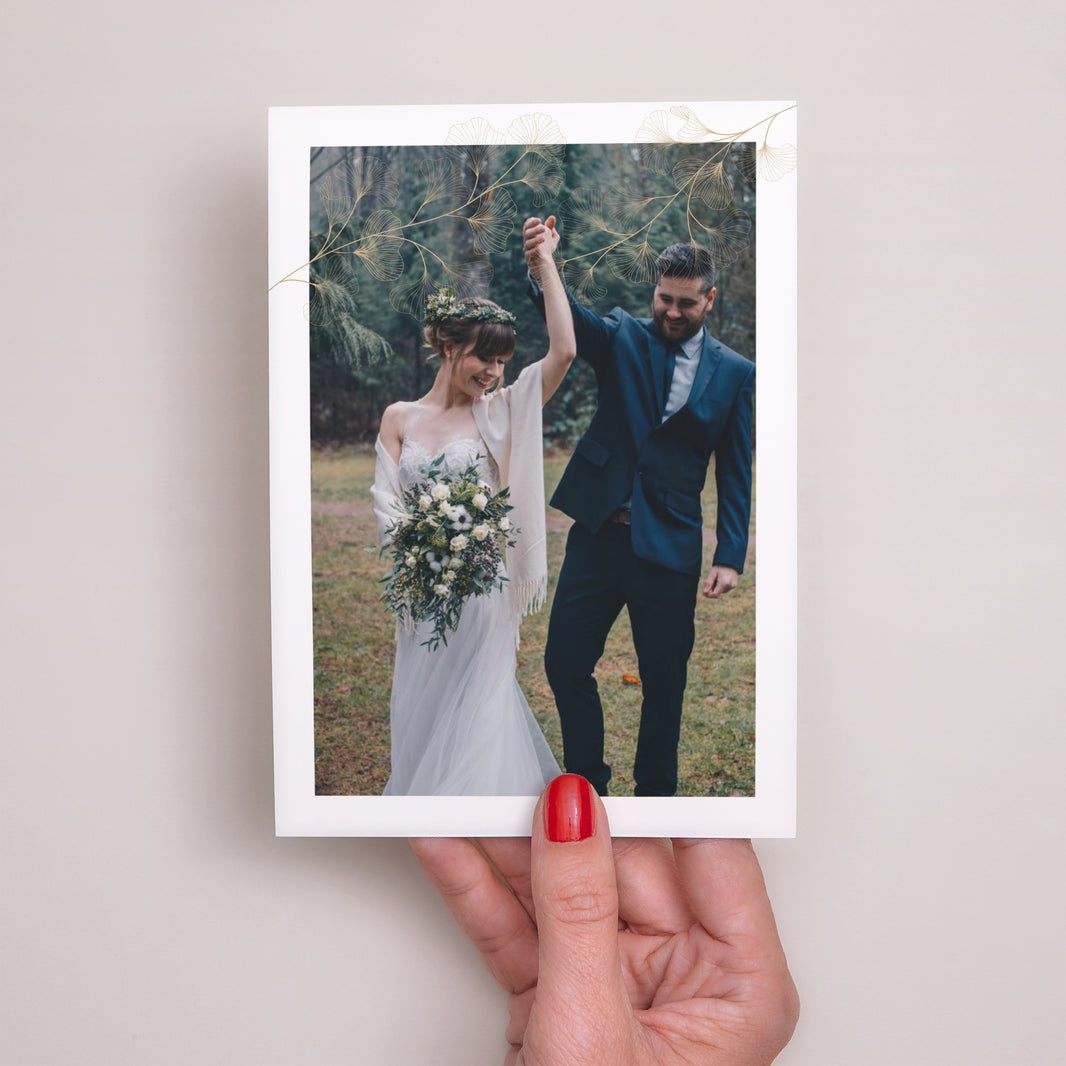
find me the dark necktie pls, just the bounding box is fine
[663,345,680,409]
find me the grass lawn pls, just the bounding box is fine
[312,446,755,798]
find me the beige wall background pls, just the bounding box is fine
[2,2,1063,1063]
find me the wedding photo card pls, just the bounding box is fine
[269,101,797,837]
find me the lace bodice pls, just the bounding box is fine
[398,436,500,492]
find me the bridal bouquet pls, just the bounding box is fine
[380,454,518,651]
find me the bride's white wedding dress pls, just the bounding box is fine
[382,435,560,796]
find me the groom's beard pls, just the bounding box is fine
[653,311,705,344]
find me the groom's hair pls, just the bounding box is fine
[656,243,716,294]
[423,297,516,364]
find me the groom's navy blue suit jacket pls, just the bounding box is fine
[534,289,755,578]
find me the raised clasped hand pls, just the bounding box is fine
[523,215,560,278]
[412,774,798,1066]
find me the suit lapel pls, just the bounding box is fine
[685,332,722,409]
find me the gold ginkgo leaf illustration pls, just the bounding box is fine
[635,109,673,143]
[450,143,497,197]
[670,104,716,142]
[640,141,682,179]
[634,108,681,177]
[561,260,607,304]
[673,157,735,209]
[560,188,617,243]
[466,189,517,254]
[524,142,566,168]
[607,185,667,232]
[306,257,359,326]
[318,170,356,227]
[757,141,797,182]
[444,116,506,146]
[347,157,399,207]
[389,267,440,319]
[507,112,566,148]
[607,239,661,285]
[417,157,465,210]
[318,158,398,227]
[687,205,752,266]
[354,209,405,282]
[733,141,758,182]
[517,152,565,206]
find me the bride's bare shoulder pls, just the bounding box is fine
[380,400,420,432]
[379,401,416,461]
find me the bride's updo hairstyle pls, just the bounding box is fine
[423,290,517,368]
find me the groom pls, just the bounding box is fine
[525,218,754,797]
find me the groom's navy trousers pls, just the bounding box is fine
[545,520,700,797]
[531,286,754,797]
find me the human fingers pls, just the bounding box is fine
[477,835,536,921]
[526,775,636,1059]
[672,839,786,955]
[673,839,798,1048]
[702,568,719,597]
[612,837,693,935]
[523,216,546,259]
[703,569,737,598]
[544,214,560,249]
[528,226,555,261]
[410,837,539,995]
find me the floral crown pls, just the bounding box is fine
[425,287,517,328]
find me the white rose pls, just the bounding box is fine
[431,483,451,501]
[450,534,469,552]
[471,492,488,510]
[471,523,490,541]
[433,584,450,597]
[443,570,457,583]
[447,557,462,570]
[418,494,432,510]
[498,517,511,531]
[404,553,417,567]
[438,500,452,515]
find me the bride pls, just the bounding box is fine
[372,217,574,795]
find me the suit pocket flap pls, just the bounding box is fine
[574,437,611,467]
[664,489,701,519]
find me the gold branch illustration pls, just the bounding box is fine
[553,104,794,303]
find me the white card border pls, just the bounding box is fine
[269,101,797,837]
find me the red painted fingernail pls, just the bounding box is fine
[545,774,595,843]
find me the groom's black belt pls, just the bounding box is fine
[608,508,632,525]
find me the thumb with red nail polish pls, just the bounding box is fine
[523,774,637,1064]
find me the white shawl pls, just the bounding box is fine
[371,360,548,630]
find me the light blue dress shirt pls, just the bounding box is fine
[663,329,705,420]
